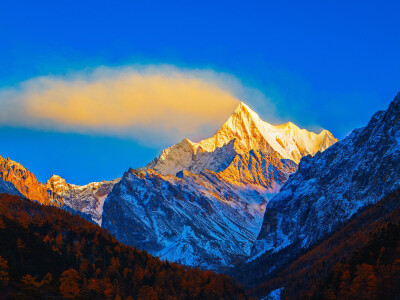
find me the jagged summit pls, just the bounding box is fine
[233,101,253,114]
[200,101,337,160]
[145,101,337,175]
[46,174,71,195]
[0,155,119,225]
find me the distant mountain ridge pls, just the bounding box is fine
[0,156,118,224]
[0,156,63,206]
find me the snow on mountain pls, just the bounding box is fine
[145,139,238,176]
[0,156,118,224]
[145,102,337,176]
[102,150,296,269]
[46,175,119,225]
[102,102,335,269]
[250,92,400,271]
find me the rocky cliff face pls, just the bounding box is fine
[145,139,238,176]
[0,156,63,206]
[250,92,400,268]
[102,149,296,270]
[145,102,337,175]
[46,175,119,225]
[0,156,118,223]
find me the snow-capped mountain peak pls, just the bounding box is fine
[201,101,337,162]
[146,101,337,175]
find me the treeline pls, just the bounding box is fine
[0,193,245,299]
[248,189,400,299]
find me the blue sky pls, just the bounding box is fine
[0,0,399,184]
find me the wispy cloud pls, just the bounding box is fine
[0,65,270,146]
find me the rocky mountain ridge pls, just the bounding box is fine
[0,156,118,224]
[46,174,119,225]
[0,156,63,206]
[250,92,400,271]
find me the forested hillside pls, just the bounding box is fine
[246,189,400,299]
[313,220,400,299]
[0,193,245,300]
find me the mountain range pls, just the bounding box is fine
[5,92,400,298]
[0,156,117,225]
[0,102,337,271]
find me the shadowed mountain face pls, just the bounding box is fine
[0,179,22,197]
[239,189,400,299]
[248,92,400,279]
[102,102,336,269]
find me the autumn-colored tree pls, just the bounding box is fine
[21,274,41,287]
[16,237,25,250]
[338,270,351,299]
[0,255,9,286]
[0,194,245,299]
[18,211,30,229]
[55,233,63,249]
[59,268,80,298]
[365,273,378,299]
[0,218,5,229]
[43,234,51,244]
[40,272,53,286]
[138,285,158,300]
[323,288,337,300]
[79,258,89,278]
[87,277,103,296]
[103,278,114,300]
[133,265,145,285]
[108,256,120,276]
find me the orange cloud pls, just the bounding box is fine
[0,66,241,146]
